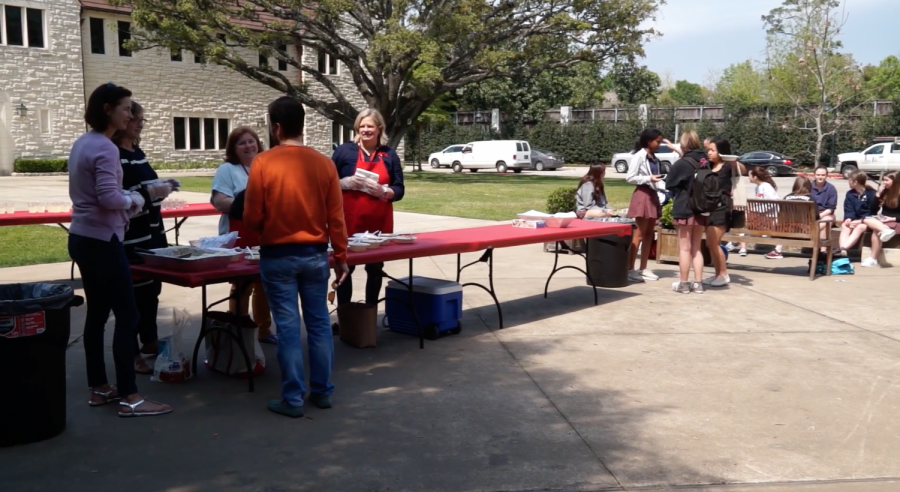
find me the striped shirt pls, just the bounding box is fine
[119,146,167,260]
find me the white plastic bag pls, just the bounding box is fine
[152,308,193,383]
[194,232,239,249]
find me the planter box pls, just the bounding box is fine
[655,227,712,265]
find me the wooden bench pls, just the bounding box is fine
[722,199,836,280]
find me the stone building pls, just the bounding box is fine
[0,0,367,175]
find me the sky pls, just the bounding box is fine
[641,0,900,87]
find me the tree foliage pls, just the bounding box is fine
[713,60,768,105]
[609,62,661,104]
[660,80,705,105]
[863,55,900,100]
[117,0,663,147]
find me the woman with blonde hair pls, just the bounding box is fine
[861,171,899,267]
[664,130,709,294]
[211,126,275,344]
[332,109,405,310]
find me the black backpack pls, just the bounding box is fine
[685,156,720,214]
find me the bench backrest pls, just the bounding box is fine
[742,199,818,239]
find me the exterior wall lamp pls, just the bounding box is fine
[16,103,28,117]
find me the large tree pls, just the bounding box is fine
[609,61,660,104]
[117,0,662,147]
[863,55,900,100]
[762,0,869,165]
[660,79,705,105]
[712,60,768,105]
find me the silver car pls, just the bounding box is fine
[611,144,680,174]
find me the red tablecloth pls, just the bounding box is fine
[130,220,630,288]
[0,203,218,226]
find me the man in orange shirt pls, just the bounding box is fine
[244,96,349,418]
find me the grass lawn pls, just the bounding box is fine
[179,173,633,222]
[0,225,70,268]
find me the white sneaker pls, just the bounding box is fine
[628,270,645,283]
[879,229,896,243]
[739,248,748,257]
[701,276,717,285]
[710,275,730,287]
[860,257,880,268]
[641,269,659,281]
[725,242,736,252]
[671,281,681,291]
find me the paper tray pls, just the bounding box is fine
[137,247,239,272]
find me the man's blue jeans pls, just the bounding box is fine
[259,252,334,407]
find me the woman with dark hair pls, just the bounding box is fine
[211,127,275,344]
[332,109,405,309]
[112,101,178,374]
[68,83,172,417]
[625,128,665,283]
[664,130,708,294]
[861,171,899,267]
[839,170,878,254]
[575,164,614,218]
[702,138,741,287]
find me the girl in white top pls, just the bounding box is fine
[748,167,783,259]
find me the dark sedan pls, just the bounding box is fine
[738,151,796,176]
[530,149,564,171]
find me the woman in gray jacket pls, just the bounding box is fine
[625,128,671,283]
[575,164,615,218]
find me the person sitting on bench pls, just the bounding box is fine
[861,171,899,267]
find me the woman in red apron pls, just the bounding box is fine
[211,127,275,344]
[332,109,405,309]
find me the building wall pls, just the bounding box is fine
[80,11,311,163]
[0,0,85,175]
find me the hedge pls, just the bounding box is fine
[406,108,900,168]
[14,158,68,173]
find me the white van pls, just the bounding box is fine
[451,140,532,173]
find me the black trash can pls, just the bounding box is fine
[586,233,633,288]
[0,283,82,447]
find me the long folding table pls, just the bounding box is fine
[130,220,631,392]
[0,203,219,279]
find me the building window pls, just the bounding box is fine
[170,48,182,61]
[277,44,287,71]
[194,52,204,64]
[173,116,230,150]
[117,21,131,57]
[39,108,50,134]
[318,50,338,75]
[332,121,352,147]
[89,17,104,54]
[3,6,44,48]
[258,51,267,68]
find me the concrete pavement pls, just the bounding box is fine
[2,208,900,492]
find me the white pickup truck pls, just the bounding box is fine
[837,138,900,179]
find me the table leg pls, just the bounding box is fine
[165,217,189,245]
[191,285,209,377]
[543,240,598,306]
[456,249,504,329]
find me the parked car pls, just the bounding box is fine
[428,145,465,168]
[530,149,564,171]
[837,139,900,179]
[451,140,532,173]
[610,145,680,174]
[738,151,796,176]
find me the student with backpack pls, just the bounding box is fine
[664,130,711,294]
[625,128,667,283]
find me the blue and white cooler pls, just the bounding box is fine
[385,276,462,340]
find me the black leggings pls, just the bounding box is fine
[336,262,384,306]
[69,233,139,397]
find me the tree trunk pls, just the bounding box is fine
[814,112,824,167]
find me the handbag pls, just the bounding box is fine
[830,257,854,275]
[204,311,266,376]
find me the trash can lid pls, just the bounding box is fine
[0,283,75,316]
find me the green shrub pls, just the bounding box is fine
[546,186,577,214]
[14,158,67,173]
[660,201,674,229]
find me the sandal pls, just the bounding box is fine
[118,399,173,418]
[88,387,120,407]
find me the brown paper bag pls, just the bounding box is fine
[337,302,377,348]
